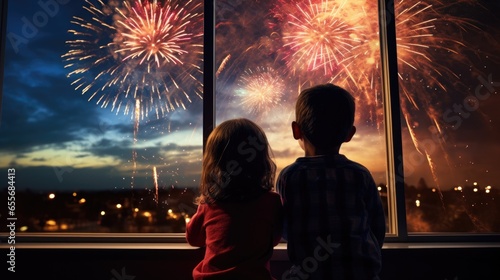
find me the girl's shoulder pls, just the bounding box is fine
[260,191,282,204]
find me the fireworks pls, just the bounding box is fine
[272,0,483,135]
[62,0,204,119]
[277,0,364,77]
[393,0,482,137]
[235,67,285,114]
[270,0,383,125]
[391,0,484,189]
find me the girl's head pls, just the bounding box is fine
[198,118,276,204]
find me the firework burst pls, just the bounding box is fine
[62,0,204,119]
[271,0,382,125]
[235,67,285,115]
[275,0,364,77]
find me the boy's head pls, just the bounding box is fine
[293,83,355,151]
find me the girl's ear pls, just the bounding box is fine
[344,126,356,142]
[291,121,302,140]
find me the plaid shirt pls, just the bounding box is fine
[277,154,386,280]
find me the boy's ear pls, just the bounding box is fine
[291,121,302,140]
[344,126,356,142]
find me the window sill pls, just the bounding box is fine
[1,232,499,251]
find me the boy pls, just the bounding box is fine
[277,83,386,280]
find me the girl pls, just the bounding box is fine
[186,118,283,280]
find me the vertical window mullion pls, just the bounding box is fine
[378,0,407,240]
[203,0,215,151]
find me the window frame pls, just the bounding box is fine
[378,0,407,241]
[379,0,499,243]
[0,0,499,246]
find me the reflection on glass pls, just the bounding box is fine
[0,0,203,233]
[394,0,500,232]
[215,0,389,229]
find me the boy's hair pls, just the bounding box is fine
[295,83,355,149]
[198,118,276,204]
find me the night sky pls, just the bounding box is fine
[1,0,499,192]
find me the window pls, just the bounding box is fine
[394,0,500,234]
[1,0,203,234]
[0,0,498,239]
[214,0,390,231]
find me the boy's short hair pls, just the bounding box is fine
[295,83,355,149]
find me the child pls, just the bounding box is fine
[186,118,283,280]
[277,84,386,280]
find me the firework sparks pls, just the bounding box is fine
[276,0,364,77]
[235,67,285,114]
[62,0,204,119]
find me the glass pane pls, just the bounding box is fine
[215,0,390,231]
[0,0,203,233]
[395,1,500,232]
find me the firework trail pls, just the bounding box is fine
[130,98,141,190]
[62,0,204,119]
[235,66,285,115]
[216,54,231,78]
[153,166,159,206]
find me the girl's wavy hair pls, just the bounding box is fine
[197,118,276,204]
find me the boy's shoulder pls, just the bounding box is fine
[281,154,370,174]
[277,155,375,188]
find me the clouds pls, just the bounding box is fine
[0,68,102,154]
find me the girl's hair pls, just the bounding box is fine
[197,118,276,204]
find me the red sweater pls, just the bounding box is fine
[186,191,283,280]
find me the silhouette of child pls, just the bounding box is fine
[186,118,283,280]
[277,84,386,280]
